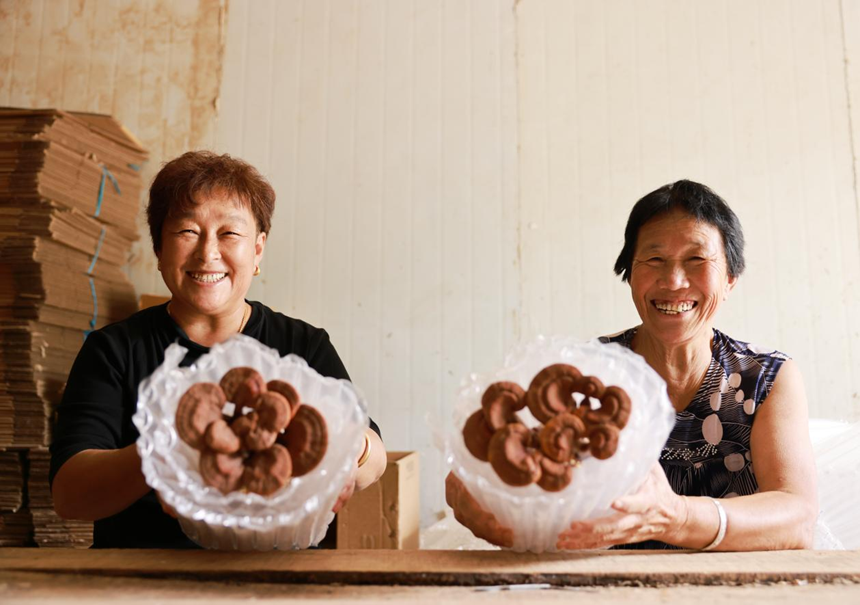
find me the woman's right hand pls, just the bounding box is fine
[445,472,513,548]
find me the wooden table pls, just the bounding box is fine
[1,548,858,604]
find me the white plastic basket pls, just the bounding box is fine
[445,335,675,553]
[133,334,368,550]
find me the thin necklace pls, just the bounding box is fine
[238,303,250,333]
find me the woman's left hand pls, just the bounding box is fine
[556,462,687,549]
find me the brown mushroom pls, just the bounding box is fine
[175,383,227,450]
[242,444,293,496]
[199,450,245,494]
[267,379,302,418]
[536,455,573,492]
[487,423,542,487]
[582,385,631,429]
[219,367,267,408]
[539,412,587,463]
[481,381,526,430]
[525,364,582,423]
[587,423,620,460]
[463,410,495,462]
[574,375,606,412]
[203,418,241,454]
[277,404,328,476]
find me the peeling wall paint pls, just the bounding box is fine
[0,0,228,292]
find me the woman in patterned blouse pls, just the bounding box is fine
[449,180,818,550]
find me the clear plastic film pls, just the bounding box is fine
[444,335,675,553]
[133,334,368,551]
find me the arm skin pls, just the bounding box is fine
[55,428,388,521]
[557,360,819,550]
[331,428,387,513]
[52,445,149,521]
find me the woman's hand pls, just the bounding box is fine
[556,462,686,549]
[332,462,358,513]
[445,472,514,548]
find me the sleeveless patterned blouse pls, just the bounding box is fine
[600,327,789,549]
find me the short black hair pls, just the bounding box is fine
[613,180,745,282]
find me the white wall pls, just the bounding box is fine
[3,0,860,526]
[216,0,860,524]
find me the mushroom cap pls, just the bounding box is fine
[575,375,606,404]
[266,380,302,418]
[463,410,495,462]
[277,404,329,476]
[481,381,526,430]
[242,444,293,496]
[203,418,242,454]
[199,450,245,494]
[487,423,542,487]
[539,412,586,463]
[231,412,278,451]
[526,364,582,423]
[256,391,291,432]
[175,383,227,450]
[583,385,631,429]
[536,455,573,492]
[219,367,267,408]
[587,424,620,460]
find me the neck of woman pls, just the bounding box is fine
[632,327,714,412]
[167,300,249,348]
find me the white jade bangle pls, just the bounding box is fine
[702,498,727,551]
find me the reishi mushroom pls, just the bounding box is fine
[176,372,329,497]
[481,381,527,429]
[487,424,542,487]
[461,363,632,492]
[175,383,227,450]
[278,404,329,477]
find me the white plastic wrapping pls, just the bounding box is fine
[133,334,368,551]
[445,335,675,553]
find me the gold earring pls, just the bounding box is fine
[157,261,161,271]
[254,266,261,276]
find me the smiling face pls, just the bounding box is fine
[158,191,266,319]
[629,209,736,347]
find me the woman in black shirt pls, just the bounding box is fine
[50,151,386,548]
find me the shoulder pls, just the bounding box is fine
[76,304,169,364]
[248,301,337,357]
[599,327,638,348]
[712,328,791,366]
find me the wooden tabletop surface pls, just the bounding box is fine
[1,548,858,604]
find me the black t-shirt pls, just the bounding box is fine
[50,300,380,549]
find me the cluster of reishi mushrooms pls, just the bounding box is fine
[175,367,328,496]
[463,363,631,492]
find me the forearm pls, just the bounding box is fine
[52,445,150,521]
[669,490,817,550]
[355,428,386,491]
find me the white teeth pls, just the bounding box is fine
[189,272,226,283]
[655,301,695,314]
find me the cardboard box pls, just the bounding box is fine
[337,451,420,549]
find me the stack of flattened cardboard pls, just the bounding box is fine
[28,449,92,547]
[0,450,32,546]
[0,108,147,547]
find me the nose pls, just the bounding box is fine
[195,232,221,263]
[658,260,689,290]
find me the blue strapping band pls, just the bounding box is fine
[128,163,142,171]
[94,165,121,218]
[83,277,98,341]
[86,227,106,275]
